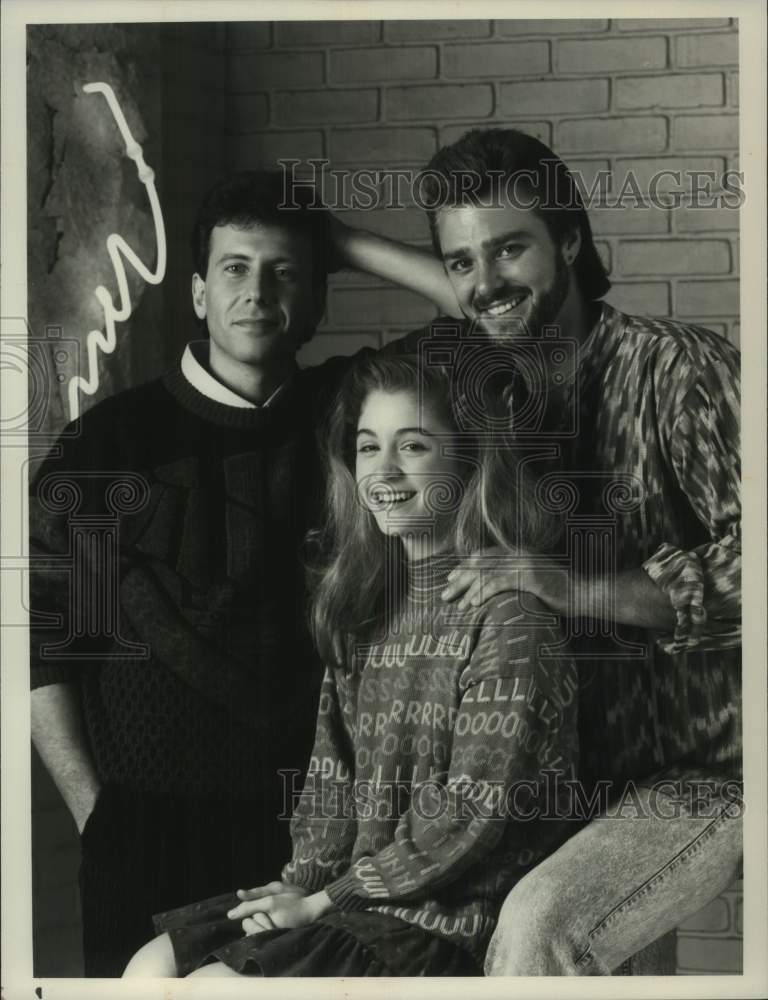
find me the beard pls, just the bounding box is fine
[474,249,571,340]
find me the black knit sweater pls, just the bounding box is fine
[29,354,351,799]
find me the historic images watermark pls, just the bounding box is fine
[278,159,745,213]
[277,768,745,824]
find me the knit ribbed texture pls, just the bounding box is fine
[162,365,278,430]
[29,353,350,796]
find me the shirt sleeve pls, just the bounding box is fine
[281,664,358,894]
[28,403,138,689]
[641,348,741,654]
[322,605,579,912]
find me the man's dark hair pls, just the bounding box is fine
[420,129,610,301]
[191,169,330,286]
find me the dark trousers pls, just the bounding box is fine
[79,784,292,977]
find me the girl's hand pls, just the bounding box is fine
[228,890,332,936]
[233,880,306,904]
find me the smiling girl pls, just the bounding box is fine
[124,353,579,979]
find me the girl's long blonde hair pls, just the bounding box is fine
[309,353,559,665]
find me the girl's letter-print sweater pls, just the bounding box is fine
[282,554,579,963]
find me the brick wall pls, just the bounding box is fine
[223,17,740,367]
[676,878,744,974]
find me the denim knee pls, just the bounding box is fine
[485,872,575,976]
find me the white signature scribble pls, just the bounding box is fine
[67,81,167,420]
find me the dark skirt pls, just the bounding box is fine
[79,784,293,977]
[154,892,482,977]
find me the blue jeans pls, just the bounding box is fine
[485,782,743,976]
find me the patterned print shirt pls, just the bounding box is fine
[559,303,741,789]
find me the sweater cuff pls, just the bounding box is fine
[281,861,334,897]
[642,542,706,653]
[324,867,376,912]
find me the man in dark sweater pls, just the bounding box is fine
[29,171,353,976]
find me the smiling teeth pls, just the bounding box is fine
[485,296,525,316]
[372,490,415,503]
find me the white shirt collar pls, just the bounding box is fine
[181,341,292,410]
